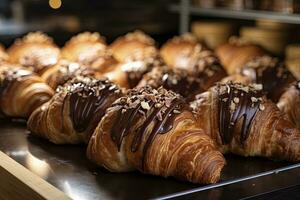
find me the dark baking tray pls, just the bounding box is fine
[0,121,300,200]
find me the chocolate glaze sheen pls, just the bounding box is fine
[61,77,122,133]
[110,86,185,169]
[217,83,264,144]
[241,56,290,98]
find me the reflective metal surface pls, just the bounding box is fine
[0,121,298,200]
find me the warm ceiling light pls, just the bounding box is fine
[49,0,62,9]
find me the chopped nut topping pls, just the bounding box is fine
[141,101,150,110]
[233,97,240,103]
[251,97,258,102]
[259,104,265,111]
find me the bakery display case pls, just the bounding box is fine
[1,1,300,200]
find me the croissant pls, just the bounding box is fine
[40,59,95,89]
[0,67,54,118]
[110,30,155,62]
[190,82,300,162]
[0,46,8,64]
[224,56,295,102]
[7,32,60,74]
[87,86,225,184]
[160,33,206,68]
[216,37,266,75]
[138,63,224,101]
[277,81,300,129]
[103,46,163,88]
[27,77,123,144]
[61,32,117,74]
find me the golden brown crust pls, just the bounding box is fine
[7,32,60,74]
[27,77,123,144]
[0,67,54,118]
[110,30,155,62]
[190,83,300,162]
[216,38,266,75]
[221,56,295,102]
[277,82,300,129]
[40,60,95,89]
[87,87,225,184]
[103,47,164,89]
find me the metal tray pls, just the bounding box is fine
[0,121,300,200]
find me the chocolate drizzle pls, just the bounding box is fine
[60,77,122,133]
[139,67,202,99]
[110,86,185,169]
[217,83,265,145]
[121,48,163,88]
[54,60,93,88]
[241,56,290,98]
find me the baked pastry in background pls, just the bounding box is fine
[137,67,203,101]
[138,59,225,101]
[104,46,164,88]
[0,67,54,118]
[190,82,300,162]
[41,59,95,89]
[61,32,106,58]
[27,77,123,144]
[223,56,295,102]
[62,32,119,75]
[277,81,300,129]
[110,30,155,62]
[160,33,206,68]
[87,86,225,184]
[7,32,60,74]
[216,37,266,75]
[0,45,8,64]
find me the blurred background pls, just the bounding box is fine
[1,0,300,58]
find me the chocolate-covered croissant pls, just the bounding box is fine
[7,32,60,74]
[41,59,95,89]
[277,81,300,129]
[137,67,202,101]
[87,86,225,184]
[224,56,295,101]
[110,30,155,62]
[216,37,266,75]
[27,77,123,144]
[0,67,54,118]
[104,46,163,88]
[190,82,300,162]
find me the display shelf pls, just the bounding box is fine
[170,0,300,34]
